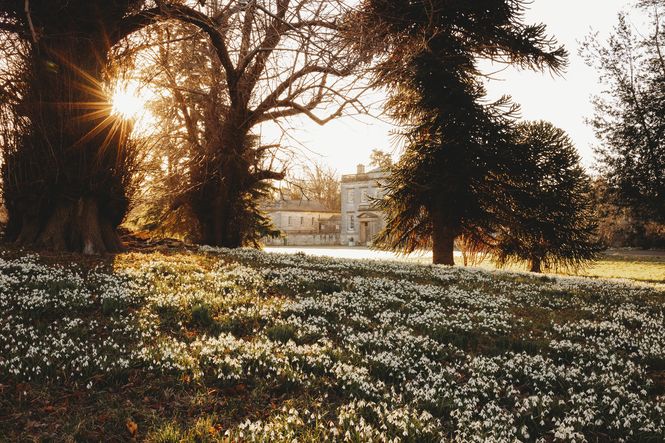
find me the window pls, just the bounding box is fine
[288,216,292,226]
[347,189,354,204]
[312,217,315,226]
[361,188,368,203]
[348,214,355,231]
[300,216,304,225]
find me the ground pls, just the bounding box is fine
[0,245,664,441]
[266,246,665,283]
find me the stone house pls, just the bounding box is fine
[262,199,341,246]
[340,164,389,246]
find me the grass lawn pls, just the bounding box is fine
[578,252,665,283]
[459,251,665,284]
[1,246,664,441]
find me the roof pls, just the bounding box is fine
[341,169,389,183]
[262,199,338,213]
[358,212,380,220]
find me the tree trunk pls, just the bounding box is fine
[2,33,131,253]
[432,225,456,265]
[431,204,457,266]
[528,257,542,273]
[198,176,243,249]
[190,108,248,248]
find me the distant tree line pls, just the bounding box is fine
[583,0,665,248]
[281,163,341,212]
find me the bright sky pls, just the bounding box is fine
[261,0,649,175]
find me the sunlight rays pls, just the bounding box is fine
[65,73,156,153]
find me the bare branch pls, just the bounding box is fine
[258,95,360,125]
[249,64,350,123]
[153,0,238,87]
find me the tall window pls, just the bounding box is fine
[288,216,292,226]
[348,214,355,230]
[347,189,354,204]
[360,188,368,203]
[300,216,304,225]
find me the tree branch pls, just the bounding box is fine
[238,0,290,89]
[110,8,162,47]
[153,1,238,87]
[253,169,286,182]
[0,20,25,36]
[256,95,359,125]
[249,64,349,123]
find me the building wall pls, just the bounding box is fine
[271,210,329,232]
[263,210,341,246]
[340,167,388,246]
[264,232,341,246]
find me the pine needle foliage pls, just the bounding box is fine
[356,0,567,264]
[494,121,602,273]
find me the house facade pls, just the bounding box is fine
[262,200,340,246]
[340,164,389,246]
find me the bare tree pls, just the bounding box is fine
[142,0,365,247]
[283,163,341,211]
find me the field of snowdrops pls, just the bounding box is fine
[1,246,664,442]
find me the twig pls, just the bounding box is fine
[24,0,38,43]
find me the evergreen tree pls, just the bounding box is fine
[357,0,567,264]
[494,121,601,273]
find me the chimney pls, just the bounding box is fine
[357,164,365,174]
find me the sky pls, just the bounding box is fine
[261,0,650,175]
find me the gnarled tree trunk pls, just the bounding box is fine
[194,165,245,248]
[3,32,132,253]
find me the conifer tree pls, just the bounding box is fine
[494,121,601,273]
[357,0,567,264]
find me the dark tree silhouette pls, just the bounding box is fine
[0,1,162,253]
[584,4,665,223]
[123,19,279,245]
[494,121,601,273]
[357,0,567,265]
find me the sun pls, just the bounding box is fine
[109,79,158,137]
[111,80,147,120]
